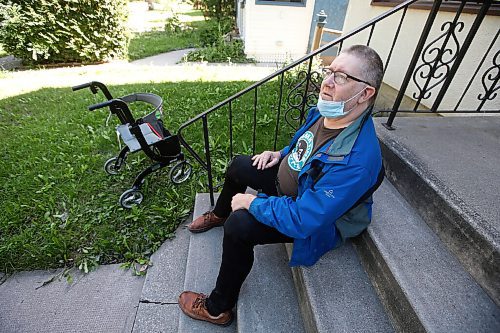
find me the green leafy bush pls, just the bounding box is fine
[187,39,252,63]
[187,17,251,63]
[197,0,235,21]
[165,12,193,34]
[198,18,232,47]
[0,0,130,64]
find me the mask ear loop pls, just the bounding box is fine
[342,87,367,115]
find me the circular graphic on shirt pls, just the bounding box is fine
[288,131,314,171]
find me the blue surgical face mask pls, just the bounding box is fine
[317,88,366,118]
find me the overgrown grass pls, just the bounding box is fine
[0,78,297,274]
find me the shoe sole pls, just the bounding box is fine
[181,308,234,327]
[188,223,225,234]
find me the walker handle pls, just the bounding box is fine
[72,82,92,91]
[88,100,114,111]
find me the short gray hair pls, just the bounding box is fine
[342,45,384,92]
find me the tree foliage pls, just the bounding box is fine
[197,0,235,21]
[0,0,129,64]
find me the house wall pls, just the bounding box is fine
[307,0,349,52]
[237,1,316,62]
[341,0,499,111]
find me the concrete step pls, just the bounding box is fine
[180,193,305,333]
[374,117,500,304]
[178,193,237,333]
[353,180,500,332]
[237,244,306,333]
[286,242,394,333]
[133,215,192,333]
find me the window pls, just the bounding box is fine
[371,0,499,16]
[256,0,306,6]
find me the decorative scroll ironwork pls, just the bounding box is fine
[478,50,500,106]
[283,69,321,131]
[412,21,464,102]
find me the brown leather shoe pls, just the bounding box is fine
[178,291,233,326]
[188,210,226,233]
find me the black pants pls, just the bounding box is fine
[206,155,293,315]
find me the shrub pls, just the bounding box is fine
[0,0,129,64]
[187,17,251,63]
[186,39,252,63]
[197,0,235,21]
[165,12,193,34]
[198,18,232,47]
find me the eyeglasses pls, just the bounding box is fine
[321,68,372,87]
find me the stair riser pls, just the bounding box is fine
[352,234,425,333]
[286,243,319,333]
[379,139,500,305]
[289,265,319,333]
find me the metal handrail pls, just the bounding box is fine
[177,0,417,133]
[176,0,497,205]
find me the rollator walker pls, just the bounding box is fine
[72,81,192,208]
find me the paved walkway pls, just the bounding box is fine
[0,265,144,333]
[0,49,279,100]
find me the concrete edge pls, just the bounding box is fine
[352,233,424,333]
[378,132,500,305]
[285,244,318,333]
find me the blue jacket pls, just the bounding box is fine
[249,107,382,266]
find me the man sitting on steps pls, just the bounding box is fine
[178,45,385,327]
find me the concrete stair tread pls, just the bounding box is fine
[288,241,394,333]
[139,216,192,304]
[237,243,306,333]
[133,216,192,332]
[374,118,499,303]
[178,193,237,332]
[365,180,500,332]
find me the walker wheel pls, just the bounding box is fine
[169,161,192,184]
[104,157,120,175]
[119,189,144,209]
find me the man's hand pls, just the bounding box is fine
[231,193,256,212]
[251,150,281,170]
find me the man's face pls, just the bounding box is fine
[320,53,367,103]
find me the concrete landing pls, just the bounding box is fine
[375,116,500,304]
[376,116,500,228]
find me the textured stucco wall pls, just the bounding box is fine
[341,0,499,111]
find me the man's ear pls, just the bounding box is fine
[359,86,376,104]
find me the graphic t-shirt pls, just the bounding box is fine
[277,118,344,197]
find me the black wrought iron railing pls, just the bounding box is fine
[177,0,498,205]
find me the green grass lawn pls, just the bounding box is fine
[0,79,294,274]
[128,6,208,61]
[128,21,206,61]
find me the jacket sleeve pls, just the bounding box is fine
[248,163,371,239]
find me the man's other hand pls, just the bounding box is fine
[231,193,256,211]
[251,151,281,170]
